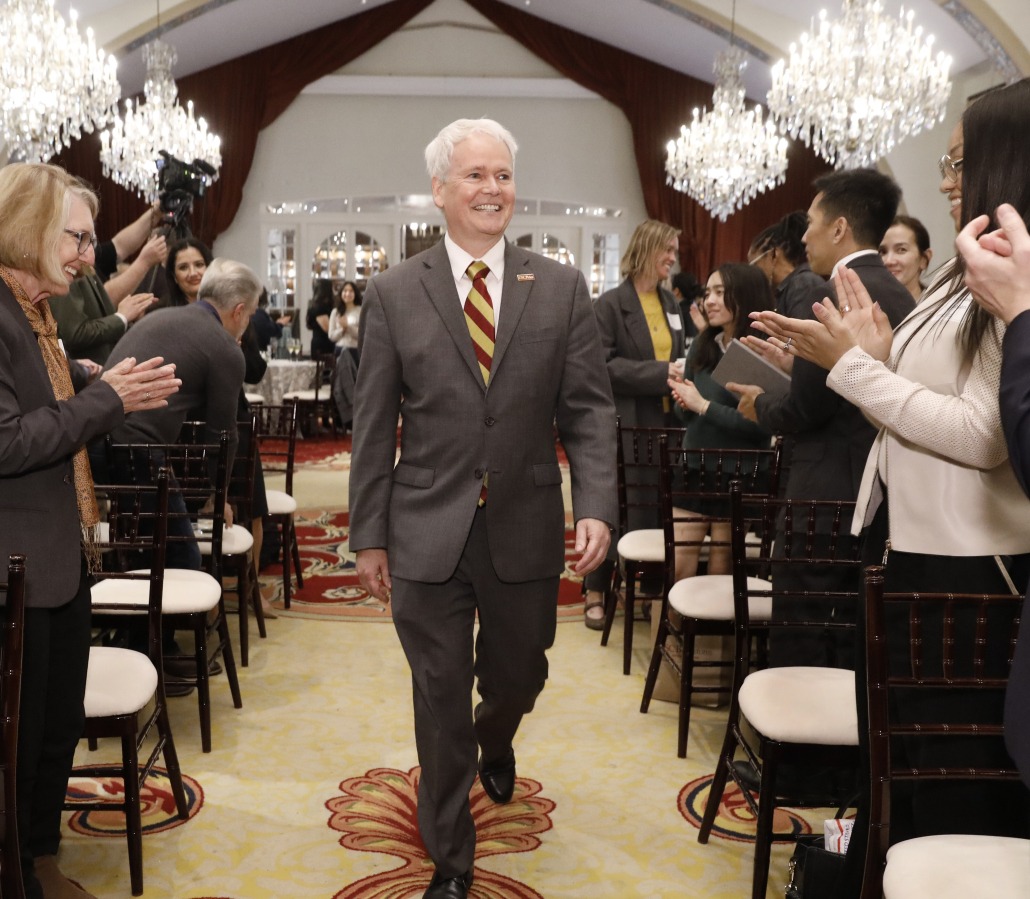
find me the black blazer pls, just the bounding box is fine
[755,254,915,502]
[999,310,1030,787]
[594,277,686,429]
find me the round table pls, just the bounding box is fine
[247,359,317,405]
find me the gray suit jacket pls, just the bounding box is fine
[0,281,124,607]
[593,277,685,429]
[349,240,617,584]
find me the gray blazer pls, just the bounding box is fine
[0,281,124,607]
[349,240,617,584]
[593,277,685,429]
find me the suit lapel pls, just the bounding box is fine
[420,241,484,389]
[491,242,531,379]
[618,279,655,359]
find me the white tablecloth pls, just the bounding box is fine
[247,359,316,405]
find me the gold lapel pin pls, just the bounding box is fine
[516,273,535,281]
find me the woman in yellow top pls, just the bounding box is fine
[587,220,686,628]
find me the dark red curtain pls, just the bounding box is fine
[54,0,435,247]
[464,0,831,277]
[55,0,828,272]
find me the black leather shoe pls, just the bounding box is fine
[479,749,516,804]
[423,868,473,898]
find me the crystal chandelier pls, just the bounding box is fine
[0,0,120,162]
[665,44,788,222]
[99,35,221,202]
[767,0,952,169]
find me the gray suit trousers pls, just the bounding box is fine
[390,508,558,875]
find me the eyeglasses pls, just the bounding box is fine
[938,153,964,182]
[63,228,97,255]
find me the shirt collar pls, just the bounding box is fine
[831,248,878,279]
[445,234,506,285]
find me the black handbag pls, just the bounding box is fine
[784,834,846,898]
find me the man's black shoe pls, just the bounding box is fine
[478,749,516,804]
[423,868,473,898]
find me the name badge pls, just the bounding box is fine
[517,273,535,281]
[667,312,683,331]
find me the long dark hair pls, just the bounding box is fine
[691,263,775,374]
[905,78,1030,363]
[335,280,363,314]
[165,237,213,307]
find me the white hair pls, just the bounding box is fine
[197,257,262,312]
[424,118,518,181]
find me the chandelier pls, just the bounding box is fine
[99,36,221,202]
[767,0,952,169]
[665,45,788,222]
[0,0,120,162]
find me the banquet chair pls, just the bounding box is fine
[698,482,863,899]
[0,553,27,899]
[103,435,242,753]
[283,351,338,436]
[182,416,266,667]
[599,419,686,674]
[858,566,1030,899]
[73,472,188,896]
[640,434,782,758]
[254,401,302,608]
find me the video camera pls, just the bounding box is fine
[155,150,217,240]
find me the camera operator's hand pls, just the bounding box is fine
[138,234,167,268]
[118,293,157,323]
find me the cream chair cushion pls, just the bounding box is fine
[668,574,772,621]
[883,834,1030,898]
[616,528,664,563]
[84,646,157,717]
[265,488,298,516]
[92,568,222,615]
[739,667,858,745]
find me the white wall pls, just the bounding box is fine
[212,0,648,295]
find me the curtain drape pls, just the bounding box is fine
[54,0,435,247]
[55,0,828,274]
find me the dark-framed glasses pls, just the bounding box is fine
[938,154,964,181]
[63,228,97,255]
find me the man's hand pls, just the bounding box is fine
[138,234,168,268]
[117,292,156,323]
[726,382,764,422]
[356,547,392,602]
[957,203,1030,324]
[573,518,610,576]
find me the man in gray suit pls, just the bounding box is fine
[349,118,617,899]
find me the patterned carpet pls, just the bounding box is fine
[259,508,588,621]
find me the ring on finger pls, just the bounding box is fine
[144,391,151,401]
[783,337,794,351]
[842,304,851,313]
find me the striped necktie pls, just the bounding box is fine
[464,260,495,385]
[465,261,495,505]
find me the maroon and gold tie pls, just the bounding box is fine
[465,261,495,504]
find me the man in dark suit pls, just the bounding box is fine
[731,168,915,667]
[349,118,617,899]
[957,201,1030,788]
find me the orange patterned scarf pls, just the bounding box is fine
[0,264,101,571]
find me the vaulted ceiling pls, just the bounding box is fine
[61,0,1028,101]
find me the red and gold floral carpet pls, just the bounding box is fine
[59,435,828,898]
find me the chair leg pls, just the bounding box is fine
[699,719,737,843]
[290,515,303,588]
[193,617,213,754]
[236,556,250,668]
[216,602,243,711]
[751,741,780,899]
[121,731,144,896]
[155,696,188,819]
[640,600,669,713]
[249,555,266,639]
[623,564,637,675]
[279,514,292,609]
[677,622,699,759]
[600,567,621,647]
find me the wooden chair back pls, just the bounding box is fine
[615,419,686,537]
[254,400,300,496]
[859,565,1025,899]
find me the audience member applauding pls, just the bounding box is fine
[957,200,1030,791]
[879,214,933,302]
[328,280,362,360]
[0,162,179,899]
